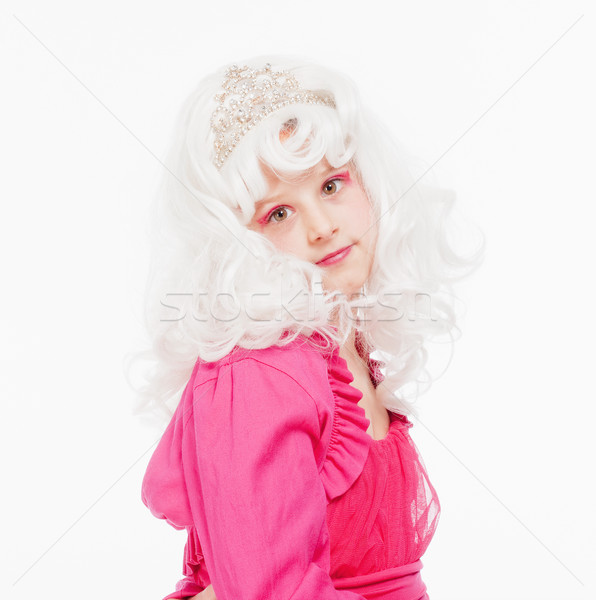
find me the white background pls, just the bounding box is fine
[1,1,595,599]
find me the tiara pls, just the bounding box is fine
[210,63,336,169]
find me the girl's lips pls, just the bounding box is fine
[316,245,353,266]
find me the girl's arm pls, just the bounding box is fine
[186,357,364,600]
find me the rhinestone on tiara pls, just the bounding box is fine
[210,63,336,169]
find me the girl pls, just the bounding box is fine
[139,57,479,599]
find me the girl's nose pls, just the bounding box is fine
[306,203,338,243]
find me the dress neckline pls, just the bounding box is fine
[298,329,412,442]
[332,345,410,443]
[373,410,412,443]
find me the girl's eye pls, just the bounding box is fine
[322,178,344,196]
[267,206,293,223]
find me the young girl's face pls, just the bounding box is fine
[247,159,377,297]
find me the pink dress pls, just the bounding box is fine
[142,332,440,600]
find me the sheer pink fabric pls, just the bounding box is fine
[327,411,440,599]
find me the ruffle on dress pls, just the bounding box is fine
[161,526,210,599]
[320,344,373,502]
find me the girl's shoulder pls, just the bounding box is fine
[191,334,336,400]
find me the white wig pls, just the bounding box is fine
[131,56,482,423]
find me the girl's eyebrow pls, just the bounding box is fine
[255,164,345,208]
[254,195,281,209]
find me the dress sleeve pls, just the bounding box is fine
[182,357,365,600]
